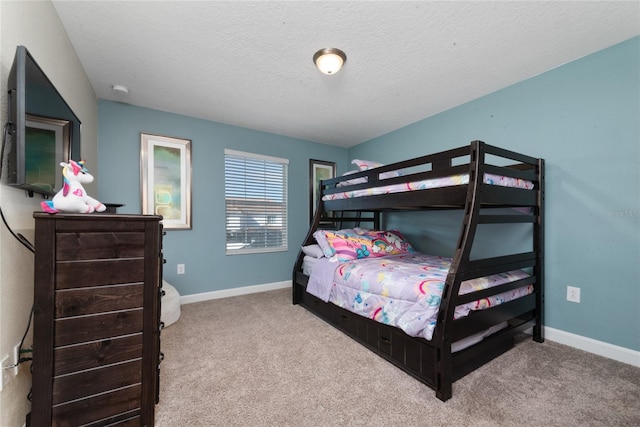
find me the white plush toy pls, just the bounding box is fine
[41,160,106,214]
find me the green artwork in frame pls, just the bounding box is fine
[141,133,192,229]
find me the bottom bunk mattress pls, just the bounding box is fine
[306,252,533,343]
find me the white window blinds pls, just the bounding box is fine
[224,149,288,254]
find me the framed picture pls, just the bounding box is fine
[309,159,336,223]
[140,133,192,230]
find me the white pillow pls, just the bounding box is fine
[337,170,367,187]
[352,159,383,170]
[301,244,324,258]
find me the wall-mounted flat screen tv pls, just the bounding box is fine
[6,45,81,197]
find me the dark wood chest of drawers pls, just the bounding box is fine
[31,213,163,427]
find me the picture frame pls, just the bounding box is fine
[140,133,192,230]
[309,159,336,223]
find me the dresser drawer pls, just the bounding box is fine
[55,309,143,347]
[53,359,142,405]
[104,415,142,426]
[54,334,143,376]
[51,384,141,427]
[55,284,144,318]
[56,232,145,261]
[56,258,145,289]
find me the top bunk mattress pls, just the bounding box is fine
[323,172,534,201]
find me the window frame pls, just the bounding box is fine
[224,149,289,255]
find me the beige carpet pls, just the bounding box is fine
[155,288,640,426]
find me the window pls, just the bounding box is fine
[224,149,288,254]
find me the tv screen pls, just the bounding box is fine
[6,45,81,197]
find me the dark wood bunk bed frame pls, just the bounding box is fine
[292,140,544,401]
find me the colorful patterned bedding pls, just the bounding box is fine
[322,172,534,201]
[306,252,533,341]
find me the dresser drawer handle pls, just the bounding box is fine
[380,336,391,344]
[159,321,165,331]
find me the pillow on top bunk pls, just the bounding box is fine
[352,159,384,170]
[317,228,415,262]
[336,170,367,187]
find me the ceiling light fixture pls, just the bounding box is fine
[112,84,129,94]
[313,48,347,75]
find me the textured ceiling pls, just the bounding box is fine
[52,1,640,147]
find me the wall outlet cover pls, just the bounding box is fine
[1,354,9,391]
[12,344,20,376]
[567,286,581,303]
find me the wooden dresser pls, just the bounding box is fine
[31,213,163,427]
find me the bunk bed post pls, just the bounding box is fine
[533,158,545,342]
[373,211,381,230]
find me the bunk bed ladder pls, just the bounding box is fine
[433,141,545,400]
[433,140,486,401]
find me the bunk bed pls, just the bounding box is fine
[292,140,544,401]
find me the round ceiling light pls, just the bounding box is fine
[313,48,347,75]
[112,84,129,94]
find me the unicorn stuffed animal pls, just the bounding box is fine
[41,160,106,214]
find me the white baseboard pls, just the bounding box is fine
[180,283,639,367]
[544,326,640,368]
[180,280,290,305]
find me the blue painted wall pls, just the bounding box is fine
[98,37,638,351]
[97,100,348,295]
[348,37,640,351]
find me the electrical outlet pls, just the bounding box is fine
[567,286,581,303]
[177,264,185,275]
[12,344,20,376]
[1,354,9,391]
